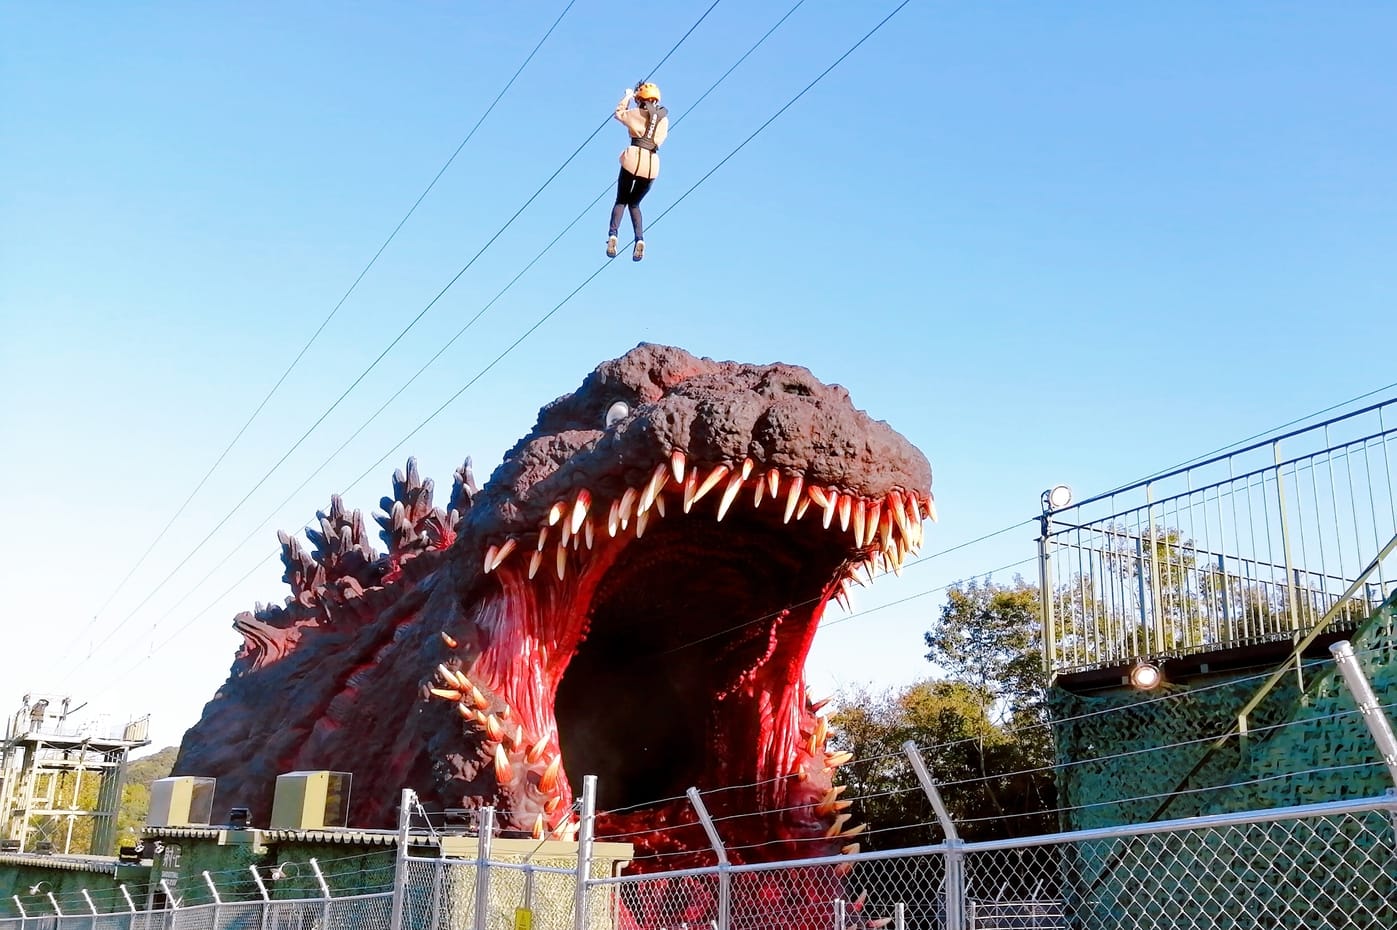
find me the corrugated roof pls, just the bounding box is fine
[0,853,116,875]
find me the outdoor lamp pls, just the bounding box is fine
[1129,660,1163,691]
[1042,485,1073,512]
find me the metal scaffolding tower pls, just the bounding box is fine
[0,694,151,856]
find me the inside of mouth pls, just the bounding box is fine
[553,509,847,813]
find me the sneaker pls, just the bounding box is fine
[632,240,645,262]
[606,235,618,258]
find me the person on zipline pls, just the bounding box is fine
[607,81,668,262]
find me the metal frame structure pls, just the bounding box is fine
[1038,398,1397,681]
[0,695,150,856]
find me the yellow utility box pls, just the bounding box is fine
[269,771,353,830]
[146,776,216,828]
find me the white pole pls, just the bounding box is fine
[571,775,598,930]
[389,788,415,930]
[473,807,495,930]
[121,884,138,912]
[685,788,730,930]
[82,889,99,916]
[1331,640,1397,788]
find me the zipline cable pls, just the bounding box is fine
[57,1,727,682]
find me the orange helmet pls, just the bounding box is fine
[635,82,661,103]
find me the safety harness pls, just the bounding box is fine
[630,104,668,152]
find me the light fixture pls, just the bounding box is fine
[1128,660,1163,691]
[1042,485,1073,512]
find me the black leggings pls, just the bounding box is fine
[610,167,654,240]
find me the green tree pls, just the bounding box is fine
[829,577,1055,847]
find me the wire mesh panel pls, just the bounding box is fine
[483,864,578,930]
[264,900,321,930]
[963,807,1397,930]
[325,892,392,930]
[211,902,263,930]
[169,904,216,930]
[590,870,721,930]
[1042,400,1397,674]
[733,853,947,930]
[94,915,137,930]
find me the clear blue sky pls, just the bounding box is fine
[2,2,1394,751]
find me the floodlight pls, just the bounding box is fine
[1042,485,1073,511]
[1129,660,1163,691]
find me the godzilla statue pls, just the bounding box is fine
[176,343,934,880]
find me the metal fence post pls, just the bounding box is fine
[47,892,62,919]
[1038,512,1058,677]
[248,866,270,930]
[81,889,99,917]
[203,869,222,929]
[473,808,495,930]
[121,883,138,930]
[390,788,416,930]
[685,788,730,930]
[903,741,963,930]
[893,901,904,930]
[833,899,845,930]
[1330,641,1397,788]
[572,776,597,930]
[310,857,332,930]
[13,895,26,921]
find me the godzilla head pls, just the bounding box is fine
[425,343,934,865]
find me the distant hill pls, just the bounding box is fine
[116,745,179,843]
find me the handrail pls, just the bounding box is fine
[1143,531,1397,826]
[1065,396,1397,513]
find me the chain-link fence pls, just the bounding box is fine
[2,793,1393,930]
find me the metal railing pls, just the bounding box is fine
[1039,398,1397,675]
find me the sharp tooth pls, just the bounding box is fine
[489,538,517,572]
[813,716,828,747]
[607,500,620,537]
[822,490,838,529]
[909,494,923,525]
[584,519,594,549]
[640,462,668,513]
[753,476,765,508]
[545,795,562,814]
[527,736,549,764]
[559,515,573,548]
[927,493,938,523]
[494,745,512,783]
[841,843,861,856]
[485,714,503,742]
[838,495,852,532]
[797,495,812,519]
[436,664,461,687]
[808,485,830,509]
[571,489,592,534]
[456,703,474,720]
[826,750,854,768]
[511,724,523,748]
[815,785,846,816]
[864,502,882,547]
[824,814,852,838]
[741,457,755,480]
[693,464,730,506]
[862,559,877,585]
[471,686,488,709]
[635,508,650,538]
[840,822,869,839]
[531,814,545,839]
[670,449,686,485]
[852,499,866,545]
[683,467,699,512]
[878,507,893,552]
[440,632,458,649]
[832,799,854,813]
[834,589,851,612]
[528,550,542,579]
[809,694,831,714]
[835,858,857,877]
[767,469,781,497]
[716,470,744,521]
[783,475,804,523]
[537,526,549,551]
[889,491,910,542]
[539,756,562,793]
[483,544,499,574]
[547,501,565,526]
[619,487,638,529]
[654,493,666,517]
[556,543,567,580]
[429,688,463,702]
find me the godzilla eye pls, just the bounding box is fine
[604,401,629,428]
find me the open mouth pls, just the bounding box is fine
[428,450,933,865]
